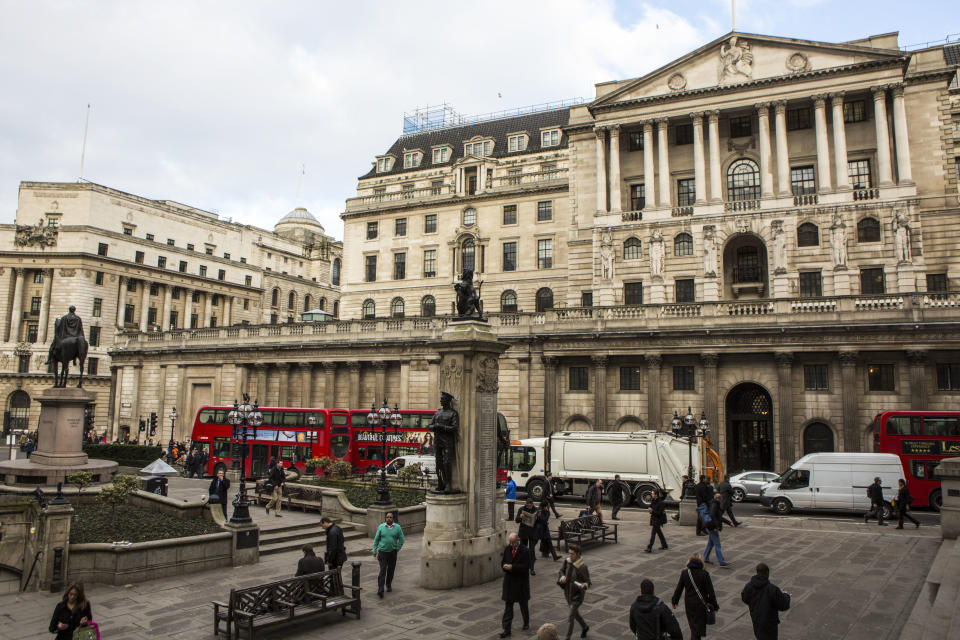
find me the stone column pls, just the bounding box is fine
[114,276,127,328]
[773,101,790,197]
[37,269,54,343]
[756,102,774,197]
[162,285,173,331]
[871,85,894,187]
[517,356,531,439]
[476,161,485,191]
[813,95,832,194]
[275,362,290,406]
[645,354,662,430]
[223,296,232,326]
[298,362,312,407]
[204,293,213,328]
[608,125,622,212]
[656,118,671,207]
[707,110,722,203]
[592,356,608,430]
[891,83,913,185]
[774,352,795,472]
[691,112,707,204]
[183,288,194,329]
[701,353,719,436]
[906,350,928,410]
[254,363,268,404]
[595,127,607,213]
[543,356,558,435]
[374,361,387,404]
[839,352,858,451]
[399,360,410,408]
[139,280,150,330]
[6,268,23,341]
[348,362,361,410]
[323,362,337,408]
[110,366,122,441]
[643,121,656,208]
[830,93,850,191]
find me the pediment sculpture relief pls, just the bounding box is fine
[14,219,58,248]
[719,36,754,84]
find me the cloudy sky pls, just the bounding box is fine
[0,1,953,239]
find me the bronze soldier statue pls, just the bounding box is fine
[47,305,88,387]
[429,392,460,493]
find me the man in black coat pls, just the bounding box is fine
[543,471,562,518]
[321,517,347,570]
[741,563,790,640]
[645,488,668,553]
[208,468,230,519]
[585,479,604,523]
[864,476,888,526]
[629,579,683,640]
[515,498,539,575]
[609,474,628,520]
[716,474,741,527]
[295,544,326,576]
[694,475,712,535]
[500,533,531,638]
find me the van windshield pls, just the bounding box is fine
[779,469,810,490]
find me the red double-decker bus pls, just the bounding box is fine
[348,409,437,473]
[190,406,351,477]
[872,410,960,510]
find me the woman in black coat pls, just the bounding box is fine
[515,498,539,575]
[671,553,719,640]
[535,501,560,561]
[49,582,93,640]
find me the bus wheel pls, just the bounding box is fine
[632,483,659,509]
[929,489,942,512]
[772,498,792,515]
[526,479,546,502]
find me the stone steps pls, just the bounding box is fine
[258,521,366,556]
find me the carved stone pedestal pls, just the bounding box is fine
[648,279,666,304]
[833,269,851,296]
[702,279,719,302]
[897,263,919,293]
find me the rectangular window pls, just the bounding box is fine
[624,282,643,305]
[186,243,194,251]
[924,416,960,436]
[804,364,829,390]
[127,279,137,292]
[569,366,589,391]
[179,261,187,273]
[430,179,444,195]
[791,166,816,195]
[157,256,167,268]
[171,287,180,300]
[423,249,437,278]
[541,129,560,147]
[218,269,226,281]
[677,178,696,206]
[92,298,102,317]
[786,107,812,131]
[87,357,99,376]
[365,255,377,282]
[124,304,135,324]
[675,278,695,303]
[508,135,527,152]
[502,205,518,225]
[123,227,133,236]
[191,314,199,329]
[30,296,41,314]
[537,239,553,269]
[169,310,178,329]
[95,271,104,285]
[199,265,207,277]
[18,355,29,373]
[503,242,517,272]
[242,299,249,310]
[377,158,390,172]
[867,364,895,391]
[395,218,407,236]
[729,115,752,138]
[673,366,695,391]
[393,252,406,280]
[33,271,44,283]
[204,247,213,256]
[848,159,871,189]
[432,148,448,164]
[799,271,823,297]
[843,100,866,123]
[134,251,144,264]
[27,324,38,343]
[581,291,593,307]
[628,131,643,151]
[507,168,522,186]
[403,152,419,168]
[537,201,553,222]
[630,184,645,211]
[245,275,253,286]
[373,187,386,201]
[367,221,378,239]
[620,366,642,391]
[937,363,960,391]
[927,273,948,292]
[674,124,693,145]
[860,267,885,294]
[97,243,108,256]
[223,253,230,260]
[239,257,246,264]
[192,291,200,303]
[147,307,157,326]
[424,214,437,234]
[149,283,159,296]
[167,238,175,246]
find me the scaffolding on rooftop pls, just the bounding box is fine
[401,97,585,136]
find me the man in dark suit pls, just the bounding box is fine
[864,477,888,526]
[543,471,562,518]
[500,532,531,638]
[694,475,713,536]
[321,517,347,570]
[296,544,326,576]
[208,468,230,519]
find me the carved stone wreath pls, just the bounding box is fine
[476,356,499,393]
[786,52,810,74]
[667,73,687,92]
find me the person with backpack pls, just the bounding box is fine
[629,579,683,640]
[701,492,728,567]
[672,552,719,640]
[863,476,888,526]
[741,563,790,640]
[894,478,920,529]
[645,487,668,553]
[716,474,741,527]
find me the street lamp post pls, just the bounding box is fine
[168,407,177,453]
[226,394,263,524]
[671,406,711,494]
[367,400,402,505]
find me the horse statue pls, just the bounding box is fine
[47,306,88,388]
[454,269,483,319]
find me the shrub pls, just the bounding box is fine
[306,456,333,474]
[83,444,163,468]
[397,464,422,481]
[97,474,139,518]
[329,460,352,478]
[66,471,95,491]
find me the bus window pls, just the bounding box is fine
[924,416,960,437]
[280,446,306,463]
[282,411,301,427]
[910,459,940,479]
[886,416,920,436]
[509,446,536,472]
[311,411,326,427]
[199,409,217,424]
[213,438,231,457]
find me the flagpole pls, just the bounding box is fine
[79,104,91,181]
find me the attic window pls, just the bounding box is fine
[432,147,449,163]
[508,134,528,152]
[403,152,421,168]
[376,157,394,173]
[465,140,491,157]
[541,129,560,147]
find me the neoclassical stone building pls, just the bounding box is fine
[106,30,960,473]
[0,182,341,439]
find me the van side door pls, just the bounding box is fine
[812,466,851,510]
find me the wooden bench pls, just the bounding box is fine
[254,481,324,513]
[557,514,618,551]
[212,569,361,639]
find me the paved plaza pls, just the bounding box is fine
[0,494,941,640]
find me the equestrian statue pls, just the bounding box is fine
[47,305,88,387]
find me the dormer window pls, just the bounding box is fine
[464,140,492,157]
[376,156,395,173]
[541,129,560,147]
[403,151,422,169]
[508,134,528,152]
[432,147,450,164]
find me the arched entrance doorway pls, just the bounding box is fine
[803,422,835,455]
[7,390,30,433]
[725,383,774,472]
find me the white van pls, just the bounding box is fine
[759,453,904,516]
[385,455,436,475]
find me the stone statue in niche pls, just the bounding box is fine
[649,228,665,279]
[428,391,460,494]
[599,232,614,280]
[894,209,912,263]
[772,220,787,275]
[703,226,718,278]
[830,213,848,270]
[719,36,753,84]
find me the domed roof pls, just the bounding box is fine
[275,207,324,232]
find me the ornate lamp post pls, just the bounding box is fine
[671,406,711,492]
[226,394,263,524]
[168,407,177,452]
[367,400,402,505]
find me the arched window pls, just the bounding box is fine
[857,217,881,243]
[271,288,279,307]
[333,300,339,317]
[727,158,761,201]
[462,207,476,227]
[332,258,341,286]
[391,297,405,318]
[318,297,326,311]
[623,237,642,260]
[421,295,436,317]
[803,422,835,455]
[8,390,30,430]
[303,294,311,311]
[674,233,694,256]
[536,287,554,312]
[797,222,819,247]
[362,299,375,319]
[501,290,518,313]
[461,238,476,273]
[288,291,296,310]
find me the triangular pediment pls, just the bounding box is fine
[593,32,904,107]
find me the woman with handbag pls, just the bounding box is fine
[49,582,96,640]
[671,552,719,640]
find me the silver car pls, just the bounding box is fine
[730,471,781,502]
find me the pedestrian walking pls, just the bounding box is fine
[544,471,562,518]
[516,497,539,575]
[506,476,517,520]
[557,543,591,639]
[585,479,603,522]
[863,476,888,526]
[716,474,741,527]
[741,563,790,640]
[702,492,728,567]
[672,553,719,640]
[894,478,920,529]
[372,511,404,598]
[629,579,683,640]
[536,501,561,561]
[295,544,326,576]
[185,448,196,478]
[208,468,230,519]
[321,516,348,569]
[694,474,712,536]
[645,487,668,553]
[49,582,94,640]
[265,458,285,517]
[196,448,208,479]
[609,474,628,520]
[24,439,35,459]
[500,532,532,637]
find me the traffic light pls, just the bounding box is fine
[149,412,158,436]
[83,410,94,436]
[138,418,146,432]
